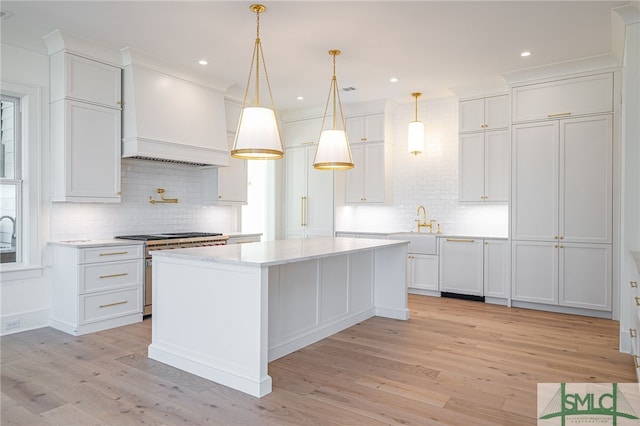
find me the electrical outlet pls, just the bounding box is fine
[4,319,20,330]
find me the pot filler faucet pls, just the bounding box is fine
[0,215,16,247]
[415,205,436,233]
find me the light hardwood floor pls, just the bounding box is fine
[1,295,636,425]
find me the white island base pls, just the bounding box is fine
[148,237,409,397]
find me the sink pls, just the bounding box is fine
[388,232,437,255]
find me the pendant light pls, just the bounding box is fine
[313,50,354,170]
[231,4,284,160]
[408,92,424,156]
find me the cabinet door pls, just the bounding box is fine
[345,144,365,203]
[285,118,322,147]
[459,133,484,201]
[362,143,385,203]
[285,147,308,238]
[410,254,439,291]
[484,130,509,202]
[511,121,558,240]
[459,98,485,133]
[62,100,121,200]
[346,114,384,143]
[484,95,509,130]
[484,239,509,298]
[61,53,122,108]
[306,148,334,237]
[560,115,612,243]
[511,241,558,304]
[559,243,611,311]
[439,238,484,296]
[217,135,247,203]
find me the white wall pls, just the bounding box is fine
[335,96,508,237]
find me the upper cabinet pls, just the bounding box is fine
[49,51,122,203]
[458,94,510,203]
[50,52,122,108]
[512,73,613,123]
[459,95,509,133]
[346,113,385,143]
[284,117,323,147]
[344,112,393,204]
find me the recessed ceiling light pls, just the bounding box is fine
[297,96,304,101]
[520,51,531,57]
[198,59,208,65]
[390,77,399,83]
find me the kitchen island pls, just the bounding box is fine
[149,237,409,397]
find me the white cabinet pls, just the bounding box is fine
[511,113,613,313]
[629,273,640,380]
[512,73,613,123]
[439,238,484,296]
[285,145,334,238]
[512,115,612,243]
[49,51,122,202]
[50,243,144,335]
[512,241,612,311]
[284,117,323,147]
[408,254,439,293]
[459,130,509,202]
[345,142,390,203]
[346,113,385,143]
[484,239,509,299]
[202,135,248,204]
[459,95,509,133]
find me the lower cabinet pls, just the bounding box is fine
[439,238,484,296]
[629,276,640,381]
[50,243,144,335]
[511,240,612,311]
[484,239,510,300]
[408,253,439,292]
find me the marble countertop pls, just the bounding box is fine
[152,236,408,267]
[48,239,145,248]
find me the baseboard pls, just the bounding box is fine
[441,292,485,302]
[1,308,49,336]
[511,300,613,319]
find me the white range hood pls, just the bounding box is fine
[121,48,230,166]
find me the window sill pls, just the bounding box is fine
[0,264,44,282]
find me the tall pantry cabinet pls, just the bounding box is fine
[510,72,615,313]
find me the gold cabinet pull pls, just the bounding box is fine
[634,355,640,369]
[446,238,475,243]
[631,281,638,288]
[630,328,637,338]
[635,296,640,306]
[301,141,315,145]
[99,273,128,279]
[99,251,128,256]
[99,300,127,309]
[547,112,572,118]
[300,196,307,227]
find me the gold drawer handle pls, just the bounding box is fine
[635,296,640,307]
[634,355,640,369]
[99,273,128,279]
[99,301,128,309]
[99,251,128,256]
[446,238,475,243]
[631,328,637,338]
[631,281,638,288]
[547,112,572,118]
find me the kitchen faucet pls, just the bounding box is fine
[415,205,436,233]
[0,215,16,247]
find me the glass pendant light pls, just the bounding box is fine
[408,92,424,155]
[231,4,284,160]
[313,50,354,170]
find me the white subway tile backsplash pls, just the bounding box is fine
[336,96,508,237]
[50,159,235,241]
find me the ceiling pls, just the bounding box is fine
[0,1,627,111]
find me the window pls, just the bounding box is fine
[0,95,21,264]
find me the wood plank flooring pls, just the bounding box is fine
[1,295,636,425]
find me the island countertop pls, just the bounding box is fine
[151,236,408,267]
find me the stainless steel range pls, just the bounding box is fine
[115,232,229,315]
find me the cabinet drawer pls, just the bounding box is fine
[512,73,613,123]
[80,260,142,293]
[80,245,143,263]
[80,288,141,324]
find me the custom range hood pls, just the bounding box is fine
[121,48,230,166]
